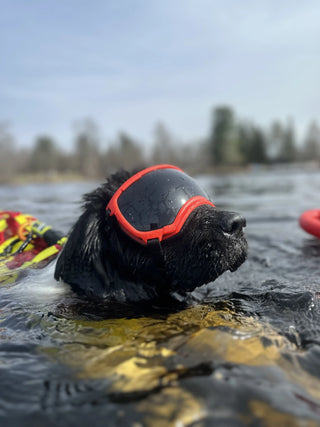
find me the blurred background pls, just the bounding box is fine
[0,0,320,183]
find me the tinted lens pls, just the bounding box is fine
[118,168,209,231]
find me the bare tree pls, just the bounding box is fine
[0,122,17,183]
[73,118,101,178]
[152,122,179,165]
[103,132,144,172]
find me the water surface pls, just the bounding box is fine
[1,168,320,426]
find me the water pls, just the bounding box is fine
[1,168,320,426]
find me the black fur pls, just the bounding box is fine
[54,169,248,302]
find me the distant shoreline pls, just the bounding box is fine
[0,172,97,186]
[1,162,320,186]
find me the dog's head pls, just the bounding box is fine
[55,166,247,302]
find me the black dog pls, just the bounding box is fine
[54,167,247,302]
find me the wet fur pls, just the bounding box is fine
[54,169,248,302]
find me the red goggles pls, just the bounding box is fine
[106,164,215,245]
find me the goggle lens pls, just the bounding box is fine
[118,168,209,231]
[107,165,214,244]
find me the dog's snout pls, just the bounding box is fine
[220,212,246,235]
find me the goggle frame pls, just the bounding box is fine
[106,164,215,245]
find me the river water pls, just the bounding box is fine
[1,167,320,426]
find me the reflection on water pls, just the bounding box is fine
[1,169,320,426]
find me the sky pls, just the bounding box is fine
[1,0,320,151]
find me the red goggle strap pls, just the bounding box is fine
[110,164,183,200]
[108,195,215,245]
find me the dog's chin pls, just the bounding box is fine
[228,252,247,272]
[167,232,248,295]
[221,233,248,275]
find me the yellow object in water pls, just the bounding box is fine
[0,210,66,285]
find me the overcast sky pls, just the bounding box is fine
[1,0,319,150]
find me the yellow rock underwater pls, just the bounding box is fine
[40,304,320,426]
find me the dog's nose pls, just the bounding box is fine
[219,212,246,235]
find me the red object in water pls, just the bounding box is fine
[299,210,320,238]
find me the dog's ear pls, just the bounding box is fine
[54,188,109,296]
[54,171,131,297]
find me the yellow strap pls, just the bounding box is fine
[0,271,18,285]
[0,239,66,285]
[0,236,19,253]
[14,213,35,225]
[37,225,52,234]
[0,219,7,233]
[57,236,68,246]
[30,244,61,264]
[0,236,35,254]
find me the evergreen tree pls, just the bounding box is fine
[29,136,59,172]
[238,122,253,164]
[0,123,17,182]
[279,120,296,162]
[250,127,267,163]
[238,123,267,164]
[268,121,284,162]
[303,121,320,161]
[73,119,101,177]
[209,106,236,165]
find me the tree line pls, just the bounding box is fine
[1,106,320,183]
[209,106,320,166]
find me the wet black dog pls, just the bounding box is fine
[54,168,247,302]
